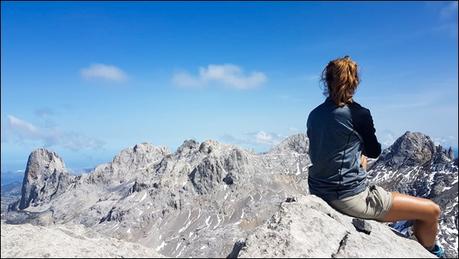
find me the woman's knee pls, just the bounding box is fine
[430,202,441,220]
[421,200,441,222]
[384,193,441,222]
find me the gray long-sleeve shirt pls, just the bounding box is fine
[307,97,381,201]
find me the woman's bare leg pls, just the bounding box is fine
[382,192,441,249]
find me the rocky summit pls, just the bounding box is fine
[2,132,457,258]
[239,196,434,258]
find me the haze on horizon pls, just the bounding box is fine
[1,1,458,173]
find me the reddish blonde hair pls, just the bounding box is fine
[321,55,360,106]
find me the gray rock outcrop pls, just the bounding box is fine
[238,195,435,258]
[15,149,70,210]
[0,222,163,258]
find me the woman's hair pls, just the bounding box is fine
[321,55,360,106]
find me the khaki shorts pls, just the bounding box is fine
[328,185,393,222]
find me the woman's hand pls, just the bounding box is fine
[360,154,368,171]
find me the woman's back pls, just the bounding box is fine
[307,97,368,201]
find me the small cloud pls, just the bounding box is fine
[6,114,104,151]
[220,130,284,151]
[172,64,267,89]
[80,63,127,82]
[7,115,41,139]
[253,131,281,145]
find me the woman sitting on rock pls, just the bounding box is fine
[306,55,444,258]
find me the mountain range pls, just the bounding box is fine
[1,131,457,258]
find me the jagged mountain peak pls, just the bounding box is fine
[27,148,66,172]
[176,139,200,155]
[15,148,69,210]
[197,139,244,155]
[176,138,250,158]
[113,143,170,162]
[269,133,308,154]
[110,143,170,173]
[394,131,433,146]
[391,131,434,155]
[176,139,228,159]
[22,148,68,185]
[393,132,454,160]
[372,131,455,170]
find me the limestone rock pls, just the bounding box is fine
[16,148,70,210]
[0,222,163,258]
[238,196,435,258]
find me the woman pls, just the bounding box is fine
[306,56,444,257]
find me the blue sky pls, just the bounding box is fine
[1,1,458,174]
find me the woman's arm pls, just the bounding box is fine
[349,103,382,159]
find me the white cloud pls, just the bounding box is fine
[220,130,284,151]
[7,115,41,139]
[255,131,275,145]
[80,63,127,82]
[172,64,267,89]
[6,115,104,151]
[245,131,284,147]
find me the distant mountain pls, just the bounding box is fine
[3,132,456,258]
[1,181,22,217]
[1,171,23,217]
[1,181,22,197]
[1,171,24,186]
